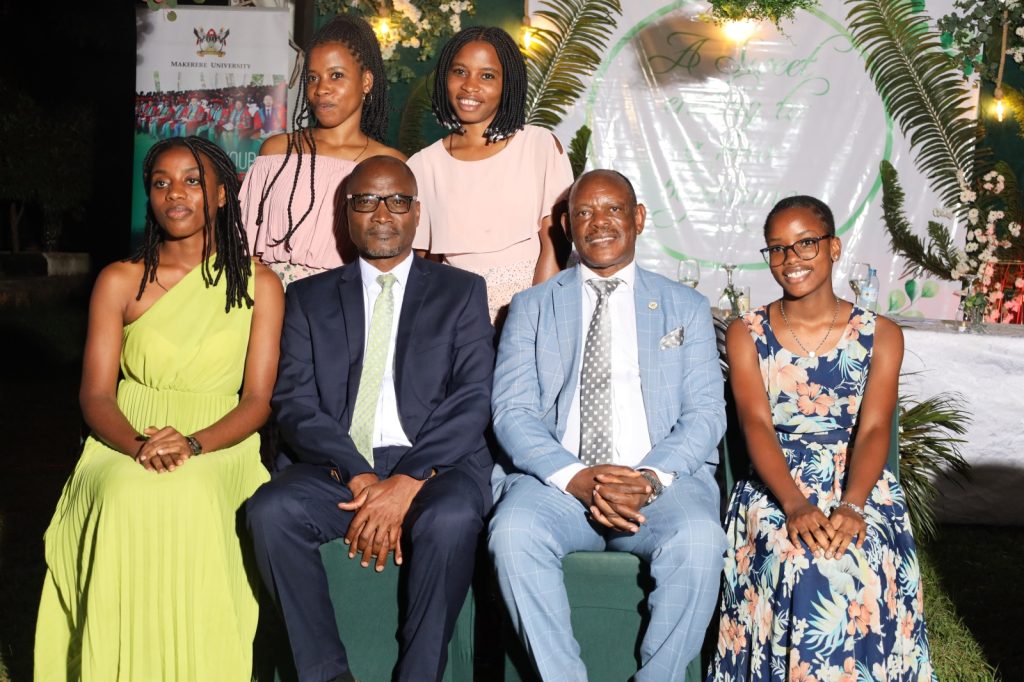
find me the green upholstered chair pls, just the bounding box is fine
[500,551,705,682]
[263,538,476,682]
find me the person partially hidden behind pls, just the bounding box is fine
[246,156,495,682]
[488,169,727,681]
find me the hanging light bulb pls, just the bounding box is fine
[993,11,1010,123]
[373,17,391,42]
[995,88,1006,122]
[722,19,758,44]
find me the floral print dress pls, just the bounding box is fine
[709,305,935,681]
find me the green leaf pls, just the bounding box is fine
[525,0,623,129]
[567,124,591,179]
[888,289,907,311]
[921,280,939,297]
[905,279,918,301]
[879,162,959,280]
[845,0,977,206]
[397,74,432,158]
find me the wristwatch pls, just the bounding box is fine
[638,470,664,506]
[185,435,203,457]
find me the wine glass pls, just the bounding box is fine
[677,259,700,288]
[849,262,870,305]
[718,263,739,319]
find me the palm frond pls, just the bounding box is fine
[880,160,960,279]
[898,391,972,543]
[567,124,592,179]
[524,0,623,130]
[397,74,433,158]
[845,0,978,205]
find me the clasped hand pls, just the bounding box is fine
[339,473,425,572]
[567,465,652,534]
[784,499,867,560]
[134,426,192,473]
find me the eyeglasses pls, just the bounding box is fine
[346,193,416,214]
[759,235,833,266]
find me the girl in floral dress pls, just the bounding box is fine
[708,196,934,681]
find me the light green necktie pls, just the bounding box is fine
[349,273,397,465]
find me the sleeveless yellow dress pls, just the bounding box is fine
[34,262,270,681]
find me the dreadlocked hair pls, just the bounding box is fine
[134,136,253,312]
[431,26,526,143]
[253,13,390,252]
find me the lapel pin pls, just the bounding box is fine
[648,301,658,310]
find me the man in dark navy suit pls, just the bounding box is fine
[247,156,494,682]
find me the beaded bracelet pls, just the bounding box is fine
[838,500,865,518]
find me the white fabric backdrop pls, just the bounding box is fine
[545,0,970,317]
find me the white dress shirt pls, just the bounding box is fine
[548,262,671,493]
[358,254,413,449]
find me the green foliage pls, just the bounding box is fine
[707,0,820,26]
[937,0,1024,81]
[397,74,433,157]
[317,0,474,83]
[567,124,591,179]
[898,391,971,544]
[524,0,623,130]
[879,160,961,280]
[846,0,979,207]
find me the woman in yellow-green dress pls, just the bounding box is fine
[34,136,284,681]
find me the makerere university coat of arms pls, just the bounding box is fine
[194,27,230,58]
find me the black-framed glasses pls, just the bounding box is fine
[346,193,416,214]
[759,235,833,266]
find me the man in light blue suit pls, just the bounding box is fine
[488,169,727,681]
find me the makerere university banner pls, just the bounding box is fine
[133,6,290,243]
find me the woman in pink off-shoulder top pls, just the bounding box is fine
[409,26,574,326]
[240,14,404,287]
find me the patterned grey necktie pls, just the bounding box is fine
[579,278,621,465]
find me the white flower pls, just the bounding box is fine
[381,45,395,60]
[932,207,955,219]
[977,233,988,244]
[439,2,449,11]
[1009,222,1022,237]
[449,14,461,31]
[966,242,978,252]
[1017,26,1024,39]
[968,208,980,224]
[988,210,1005,222]
[960,189,977,203]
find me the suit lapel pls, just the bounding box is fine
[554,268,582,434]
[634,267,662,431]
[338,262,365,416]
[395,257,429,394]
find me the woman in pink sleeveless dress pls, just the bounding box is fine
[409,26,574,326]
[241,15,405,287]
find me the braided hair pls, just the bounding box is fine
[253,13,390,252]
[431,26,526,142]
[763,195,836,237]
[134,136,253,312]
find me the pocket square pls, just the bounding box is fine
[659,327,685,349]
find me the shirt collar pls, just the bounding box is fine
[359,252,414,290]
[579,261,636,291]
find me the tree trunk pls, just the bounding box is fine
[9,202,24,253]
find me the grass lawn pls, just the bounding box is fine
[1,293,1021,681]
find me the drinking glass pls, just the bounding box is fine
[849,262,870,305]
[677,259,700,288]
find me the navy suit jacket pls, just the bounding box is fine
[272,256,495,494]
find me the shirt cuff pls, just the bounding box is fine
[641,467,676,487]
[547,463,587,494]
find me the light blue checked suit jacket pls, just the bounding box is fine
[491,264,726,490]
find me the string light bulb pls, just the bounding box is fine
[722,19,758,44]
[995,86,1006,122]
[373,17,391,42]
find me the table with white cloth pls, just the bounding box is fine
[899,318,1024,525]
